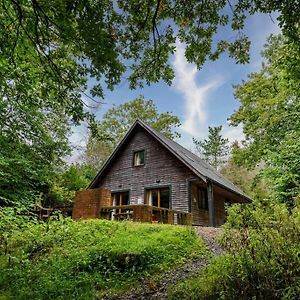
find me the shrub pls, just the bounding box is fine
[169,199,300,299]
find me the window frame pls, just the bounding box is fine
[144,185,171,209]
[197,187,208,210]
[190,182,208,211]
[132,149,145,167]
[111,190,130,206]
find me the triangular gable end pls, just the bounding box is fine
[89,120,251,202]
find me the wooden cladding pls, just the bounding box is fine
[97,128,193,213]
[72,188,111,220]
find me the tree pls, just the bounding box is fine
[85,96,181,168]
[230,35,300,206]
[0,136,58,206]
[44,164,98,207]
[193,126,229,169]
[1,1,299,207]
[1,0,300,132]
[220,143,269,200]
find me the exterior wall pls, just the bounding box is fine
[214,191,226,226]
[190,183,226,226]
[191,198,209,226]
[72,188,111,220]
[95,127,200,213]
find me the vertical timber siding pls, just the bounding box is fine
[72,188,111,220]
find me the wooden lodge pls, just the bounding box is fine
[73,120,251,226]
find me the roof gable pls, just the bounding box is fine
[89,120,251,201]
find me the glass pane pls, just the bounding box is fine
[198,188,208,210]
[133,151,144,166]
[139,151,145,164]
[123,192,129,205]
[160,188,170,208]
[145,188,169,208]
[111,192,129,206]
[152,190,158,207]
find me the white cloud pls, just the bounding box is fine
[222,123,244,143]
[173,41,223,138]
[66,123,88,164]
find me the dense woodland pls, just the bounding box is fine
[0,1,299,299]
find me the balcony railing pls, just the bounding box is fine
[100,204,192,225]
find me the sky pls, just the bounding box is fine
[69,12,281,161]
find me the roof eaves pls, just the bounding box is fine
[209,179,252,202]
[87,120,140,189]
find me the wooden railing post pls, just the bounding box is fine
[168,210,174,224]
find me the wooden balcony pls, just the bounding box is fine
[100,204,192,225]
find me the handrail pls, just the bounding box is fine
[100,204,192,225]
[101,204,188,215]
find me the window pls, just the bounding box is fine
[145,187,170,208]
[198,188,208,210]
[133,150,145,166]
[191,183,208,210]
[111,191,130,219]
[111,191,129,206]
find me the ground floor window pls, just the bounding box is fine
[191,183,208,210]
[111,191,130,220]
[112,191,129,206]
[145,187,170,208]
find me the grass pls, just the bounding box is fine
[0,218,208,299]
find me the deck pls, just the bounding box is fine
[100,204,192,225]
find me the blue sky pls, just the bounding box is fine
[70,12,280,160]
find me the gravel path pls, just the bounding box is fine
[194,226,223,256]
[102,227,223,300]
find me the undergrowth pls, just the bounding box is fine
[168,200,300,300]
[0,210,207,299]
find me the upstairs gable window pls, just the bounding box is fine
[133,150,145,166]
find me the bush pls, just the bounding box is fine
[169,199,300,300]
[0,215,207,299]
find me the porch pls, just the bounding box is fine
[100,204,192,225]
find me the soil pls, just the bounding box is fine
[101,226,223,300]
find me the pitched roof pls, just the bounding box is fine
[89,120,251,201]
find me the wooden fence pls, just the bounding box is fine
[100,204,192,225]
